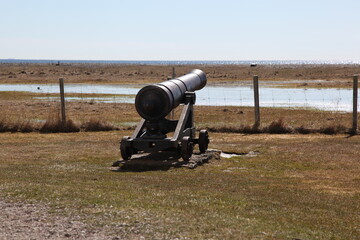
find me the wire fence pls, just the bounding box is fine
[197,86,356,112]
[1,76,359,132]
[7,82,354,113]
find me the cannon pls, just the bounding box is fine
[120,69,209,161]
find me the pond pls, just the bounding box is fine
[0,83,357,112]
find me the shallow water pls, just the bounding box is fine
[0,83,357,112]
[0,83,140,95]
[201,86,354,112]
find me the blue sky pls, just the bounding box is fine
[1,0,359,60]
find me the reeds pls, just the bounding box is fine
[263,119,294,134]
[0,116,120,133]
[0,114,349,135]
[40,118,80,133]
[81,118,120,131]
[0,119,38,133]
[0,119,9,132]
[206,118,348,135]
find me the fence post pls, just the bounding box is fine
[59,77,66,126]
[170,67,176,120]
[253,75,260,128]
[353,74,358,134]
[172,66,176,79]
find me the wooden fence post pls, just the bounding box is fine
[253,75,260,128]
[59,78,66,126]
[353,74,358,134]
[170,67,176,120]
[172,66,176,79]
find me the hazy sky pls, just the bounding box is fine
[1,0,360,61]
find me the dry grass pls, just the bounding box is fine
[40,118,80,133]
[82,118,120,131]
[0,116,121,133]
[195,105,353,131]
[0,99,126,133]
[1,63,359,87]
[0,118,38,133]
[263,118,293,133]
[14,121,37,133]
[0,119,8,132]
[0,94,355,135]
[320,124,348,135]
[206,118,349,135]
[1,90,353,136]
[206,124,259,134]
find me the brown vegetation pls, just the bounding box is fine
[0,118,38,133]
[0,114,120,133]
[0,88,355,134]
[1,63,359,87]
[206,118,349,135]
[40,117,80,133]
[81,118,120,131]
[0,101,353,135]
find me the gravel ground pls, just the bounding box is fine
[0,199,125,240]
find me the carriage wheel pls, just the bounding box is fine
[120,136,132,160]
[199,130,209,153]
[181,136,194,161]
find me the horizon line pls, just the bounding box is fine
[1,58,359,63]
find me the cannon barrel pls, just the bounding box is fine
[135,69,207,121]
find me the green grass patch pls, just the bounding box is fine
[1,132,360,239]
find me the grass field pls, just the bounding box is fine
[1,131,359,239]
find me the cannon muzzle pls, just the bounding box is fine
[135,69,207,120]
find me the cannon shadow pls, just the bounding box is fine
[111,152,188,172]
[111,150,220,172]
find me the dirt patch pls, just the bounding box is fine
[0,199,122,240]
[220,151,260,158]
